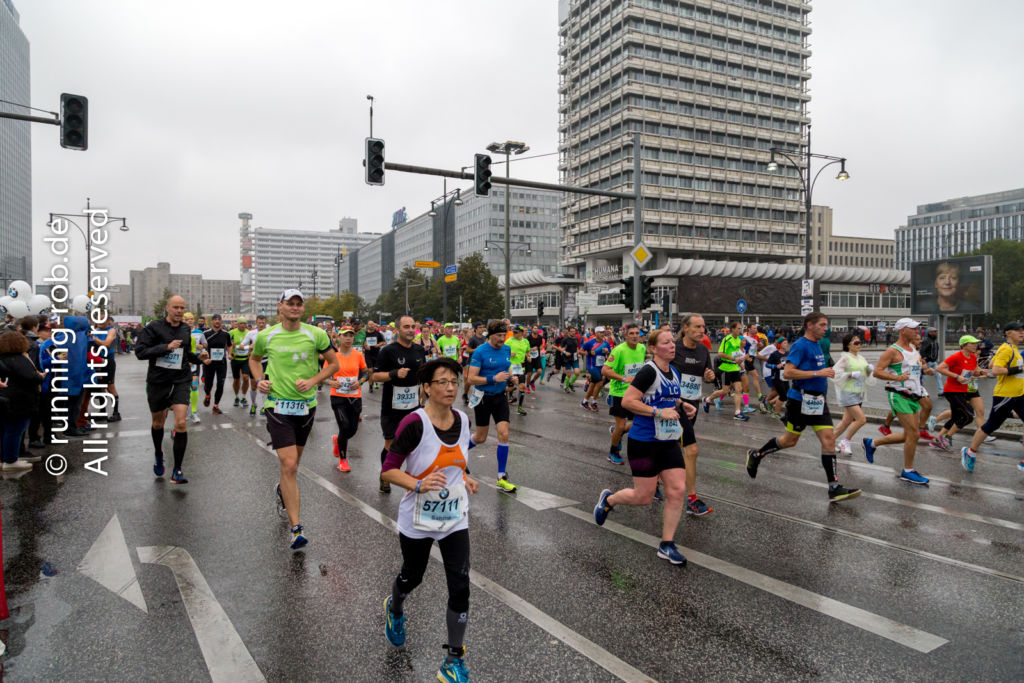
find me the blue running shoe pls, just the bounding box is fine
[169,469,188,484]
[1018,459,1024,472]
[594,489,613,526]
[714,398,722,411]
[742,405,756,414]
[437,654,469,683]
[384,596,406,646]
[653,483,664,501]
[733,412,749,421]
[657,541,687,566]
[607,451,624,465]
[153,452,164,477]
[702,398,710,414]
[960,447,976,472]
[899,469,929,485]
[863,438,876,464]
[290,524,308,550]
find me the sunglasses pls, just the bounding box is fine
[851,341,862,345]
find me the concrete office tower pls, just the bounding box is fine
[0,0,31,285]
[557,0,811,281]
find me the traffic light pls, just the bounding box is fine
[661,292,671,315]
[641,276,655,310]
[537,300,544,318]
[474,154,492,196]
[60,93,88,150]
[619,277,635,311]
[365,137,384,185]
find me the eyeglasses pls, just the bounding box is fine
[428,379,460,388]
[850,341,862,345]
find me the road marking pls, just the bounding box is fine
[138,546,265,683]
[78,513,147,612]
[559,507,948,654]
[510,485,580,510]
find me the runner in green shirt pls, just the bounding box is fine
[601,323,647,464]
[702,321,749,421]
[504,325,531,415]
[229,318,252,407]
[353,321,367,353]
[250,289,338,551]
[437,322,462,361]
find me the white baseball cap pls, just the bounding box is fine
[279,289,304,302]
[595,326,606,332]
[894,318,920,331]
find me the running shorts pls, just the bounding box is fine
[266,407,317,449]
[625,437,685,478]
[980,395,1024,436]
[231,358,252,379]
[722,370,743,386]
[744,359,755,373]
[772,379,790,396]
[887,391,920,415]
[682,398,699,427]
[609,395,632,419]
[474,391,510,426]
[838,390,864,408]
[146,381,191,413]
[381,407,417,441]
[784,397,833,434]
[562,355,578,370]
[944,392,974,430]
[588,368,603,384]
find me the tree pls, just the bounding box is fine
[420,252,504,323]
[303,292,368,322]
[153,288,173,318]
[966,239,1024,328]
[373,266,431,321]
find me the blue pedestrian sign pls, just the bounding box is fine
[445,265,458,276]
[736,299,747,313]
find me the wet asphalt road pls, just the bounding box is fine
[1,357,1022,682]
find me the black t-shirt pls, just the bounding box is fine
[374,341,428,413]
[203,328,231,361]
[364,331,384,358]
[671,340,712,386]
[467,334,487,351]
[390,410,463,457]
[135,319,204,384]
[559,336,579,356]
[528,334,543,350]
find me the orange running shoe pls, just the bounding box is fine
[337,457,351,473]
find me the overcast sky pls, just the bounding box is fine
[19,0,1024,292]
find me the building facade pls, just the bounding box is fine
[895,188,1024,269]
[557,0,811,290]
[808,205,894,269]
[0,0,31,285]
[238,213,380,315]
[109,262,240,317]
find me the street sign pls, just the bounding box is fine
[801,279,814,297]
[736,299,747,314]
[630,242,653,268]
[800,297,814,315]
[414,260,440,268]
[576,293,599,313]
[343,310,354,318]
[445,265,458,276]
[444,274,457,283]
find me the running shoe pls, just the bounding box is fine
[275,483,287,517]
[607,451,625,465]
[899,469,929,485]
[742,405,756,414]
[249,405,256,416]
[153,452,165,477]
[713,398,722,411]
[733,412,750,421]
[190,412,201,424]
[570,384,576,392]
[828,485,861,502]
[702,398,710,414]
[379,475,391,494]
[653,483,664,501]
[203,395,211,407]
[863,438,876,463]
[1018,459,1024,472]
[289,524,308,550]
[745,449,762,479]
[590,401,600,413]
[332,434,339,457]
[517,406,527,416]
[169,469,188,484]
[931,436,951,451]
[496,475,517,494]
[233,397,240,407]
[260,407,266,415]
[212,405,223,415]
[984,435,997,443]
[580,400,589,411]
[240,397,248,406]
[657,541,687,566]
[609,424,615,435]
[686,498,712,516]
[563,386,570,394]
[926,416,936,432]
[878,425,892,436]
[960,447,976,472]
[919,429,934,441]
[837,438,852,455]
[337,457,351,473]
[594,488,613,525]
[383,596,406,646]
[437,654,469,683]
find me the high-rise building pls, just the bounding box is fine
[557,0,811,285]
[238,214,381,315]
[895,188,1024,269]
[0,0,31,285]
[109,262,240,317]
[807,205,894,269]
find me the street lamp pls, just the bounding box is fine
[486,140,530,318]
[485,239,532,318]
[429,181,463,321]
[50,197,129,295]
[334,247,346,298]
[766,125,849,282]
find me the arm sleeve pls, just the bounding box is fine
[381,413,424,472]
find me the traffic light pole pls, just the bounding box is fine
[382,162,634,200]
[0,111,59,125]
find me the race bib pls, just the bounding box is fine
[468,386,483,408]
[595,355,606,367]
[679,373,701,400]
[625,362,643,378]
[156,348,183,370]
[392,386,419,410]
[529,348,539,359]
[801,393,825,416]
[413,482,467,533]
[510,364,524,376]
[336,377,358,394]
[654,415,683,441]
[443,345,457,357]
[210,348,225,361]
[276,399,310,416]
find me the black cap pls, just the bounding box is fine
[211,314,222,320]
[1004,321,1023,331]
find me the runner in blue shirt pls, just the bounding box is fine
[580,326,612,412]
[466,319,517,493]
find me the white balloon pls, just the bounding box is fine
[6,300,29,318]
[6,280,31,300]
[72,294,93,314]
[28,294,52,315]
[0,296,10,317]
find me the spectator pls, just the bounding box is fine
[0,331,43,470]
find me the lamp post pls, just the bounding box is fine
[486,141,530,318]
[49,198,129,296]
[310,268,319,299]
[484,240,532,319]
[766,125,849,282]
[334,247,345,298]
[428,180,463,322]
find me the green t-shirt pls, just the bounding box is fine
[229,328,250,359]
[607,342,647,397]
[504,337,530,367]
[438,335,461,360]
[253,323,332,408]
[718,335,742,371]
[353,330,367,349]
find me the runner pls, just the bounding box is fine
[758,336,788,417]
[593,328,697,564]
[960,322,1024,471]
[862,318,932,485]
[381,357,478,682]
[526,324,544,391]
[602,324,646,465]
[931,335,988,450]
[462,322,488,406]
[745,312,862,502]
[743,323,764,413]
[90,309,121,422]
[134,295,209,484]
[579,327,611,412]
[184,313,207,424]
[503,325,530,416]
[327,325,368,473]
[371,314,428,494]
[831,331,872,455]
[363,321,385,394]
[671,314,717,516]
[229,317,252,408]
[202,314,231,414]
[466,319,517,493]
[559,325,581,393]
[703,322,750,421]
[242,315,268,415]
[437,323,462,363]
[250,289,338,550]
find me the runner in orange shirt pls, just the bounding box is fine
[327,326,369,472]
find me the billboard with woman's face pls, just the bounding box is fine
[910,255,992,315]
